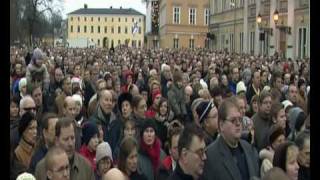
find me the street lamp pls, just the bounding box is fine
[257,14,262,24]
[273,9,279,25]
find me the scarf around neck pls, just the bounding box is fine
[140,137,161,174]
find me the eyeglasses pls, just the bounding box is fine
[187,147,207,159]
[23,107,36,111]
[225,117,242,125]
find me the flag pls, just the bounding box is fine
[132,21,139,36]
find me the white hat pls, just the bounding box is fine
[282,100,293,112]
[72,94,83,108]
[236,81,247,94]
[16,172,36,180]
[263,85,271,92]
[96,142,113,163]
[18,77,27,92]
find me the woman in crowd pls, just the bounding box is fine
[95,142,114,180]
[118,136,148,180]
[132,94,148,133]
[10,95,20,129]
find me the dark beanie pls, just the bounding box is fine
[196,100,214,124]
[118,92,133,113]
[268,125,285,146]
[18,112,36,137]
[81,121,99,145]
[140,119,157,138]
[273,141,295,172]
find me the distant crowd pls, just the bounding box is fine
[10,45,310,180]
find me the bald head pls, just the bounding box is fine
[19,95,36,117]
[103,168,127,180]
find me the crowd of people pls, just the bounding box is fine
[10,45,310,180]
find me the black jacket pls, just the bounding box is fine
[167,163,194,180]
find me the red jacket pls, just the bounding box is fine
[79,145,96,171]
[145,106,156,119]
[162,156,173,171]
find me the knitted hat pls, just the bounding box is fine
[196,100,215,124]
[18,112,36,137]
[32,48,44,62]
[72,94,83,108]
[117,92,133,113]
[16,172,36,180]
[19,77,27,92]
[268,125,285,146]
[236,81,247,94]
[273,141,296,172]
[81,121,99,145]
[96,142,113,163]
[151,89,161,102]
[282,100,293,112]
[140,119,157,138]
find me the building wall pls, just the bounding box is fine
[159,0,209,48]
[67,13,145,48]
[209,0,309,59]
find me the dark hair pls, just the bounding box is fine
[262,167,290,180]
[55,117,75,137]
[295,131,310,150]
[273,141,297,173]
[178,124,205,156]
[210,86,222,97]
[168,126,183,148]
[157,97,169,113]
[132,95,144,109]
[118,137,138,175]
[218,97,240,125]
[271,103,284,119]
[271,71,283,88]
[258,90,272,105]
[41,112,58,130]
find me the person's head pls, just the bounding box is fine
[295,131,310,168]
[118,92,133,119]
[96,79,107,92]
[178,124,206,179]
[236,81,247,96]
[184,85,193,104]
[287,84,298,104]
[103,168,127,180]
[196,101,218,133]
[29,83,43,107]
[118,137,139,175]
[15,63,23,76]
[161,64,171,80]
[123,119,137,138]
[128,84,140,97]
[19,95,36,117]
[284,73,291,85]
[221,74,228,86]
[96,142,113,176]
[10,96,19,118]
[71,94,83,117]
[258,90,272,115]
[271,71,283,90]
[234,96,247,118]
[231,67,240,82]
[18,111,37,145]
[63,96,77,119]
[141,120,157,146]
[132,95,147,119]
[82,121,99,152]
[54,67,64,83]
[61,76,72,95]
[42,113,59,148]
[288,107,306,133]
[252,70,261,88]
[268,125,286,150]
[271,103,287,130]
[45,146,70,180]
[168,126,182,162]
[273,142,299,180]
[55,117,76,159]
[250,95,259,114]
[210,86,223,108]
[151,89,162,107]
[98,89,114,114]
[218,97,242,144]
[173,70,183,88]
[32,48,44,67]
[157,97,169,116]
[73,64,81,77]
[262,167,290,180]
[19,77,28,95]
[261,70,269,84]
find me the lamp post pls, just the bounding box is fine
[273,9,279,54]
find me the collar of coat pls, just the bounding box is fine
[96,105,117,124]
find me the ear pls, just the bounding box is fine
[47,170,53,179]
[272,117,277,124]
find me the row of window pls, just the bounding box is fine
[173,7,210,25]
[70,25,142,34]
[172,38,195,49]
[70,16,142,23]
[93,39,142,47]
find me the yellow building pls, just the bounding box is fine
[67,5,145,48]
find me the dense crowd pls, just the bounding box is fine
[10,45,310,180]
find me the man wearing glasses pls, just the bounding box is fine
[45,146,70,180]
[202,97,259,180]
[168,124,207,180]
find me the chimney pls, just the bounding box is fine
[84,4,87,9]
[110,6,112,9]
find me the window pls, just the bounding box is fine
[70,25,73,33]
[240,0,244,7]
[138,40,141,47]
[78,17,80,21]
[119,17,121,22]
[132,18,134,22]
[105,17,107,22]
[104,26,107,33]
[84,17,87,21]
[118,26,121,33]
[125,18,127,22]
[173,38,179,48]
[91,17,93,21]
[139,18,141,22]
[298,27,307,58]
[98,39,100,46]
[189,8,196,25]
[111,27,114,34]
[98,26,100,33]
[250,32,255,54]
[71,17,73,21]
[77,26,80,33]
[91,26,94,33]
[125,27,128,34]
[84,26,87,33]
[240,32,244,53]
[204,8,209,25]
[118,40,121,45]
[173,7,180,24]
[230,33,234,52]
[98,17,100,22]
[223,1,227,10]
[139,27,141,34]
[112,18,114,22]
[189,39,195,49]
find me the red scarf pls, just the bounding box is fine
[140,137,161,174]
[79,145,96,171]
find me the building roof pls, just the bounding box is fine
[68,8,145,16]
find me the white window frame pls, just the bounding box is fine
[204,8,209,25]
[189,8,196,25]
[173,6,181,24]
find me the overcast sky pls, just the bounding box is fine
[62,0,146,18]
